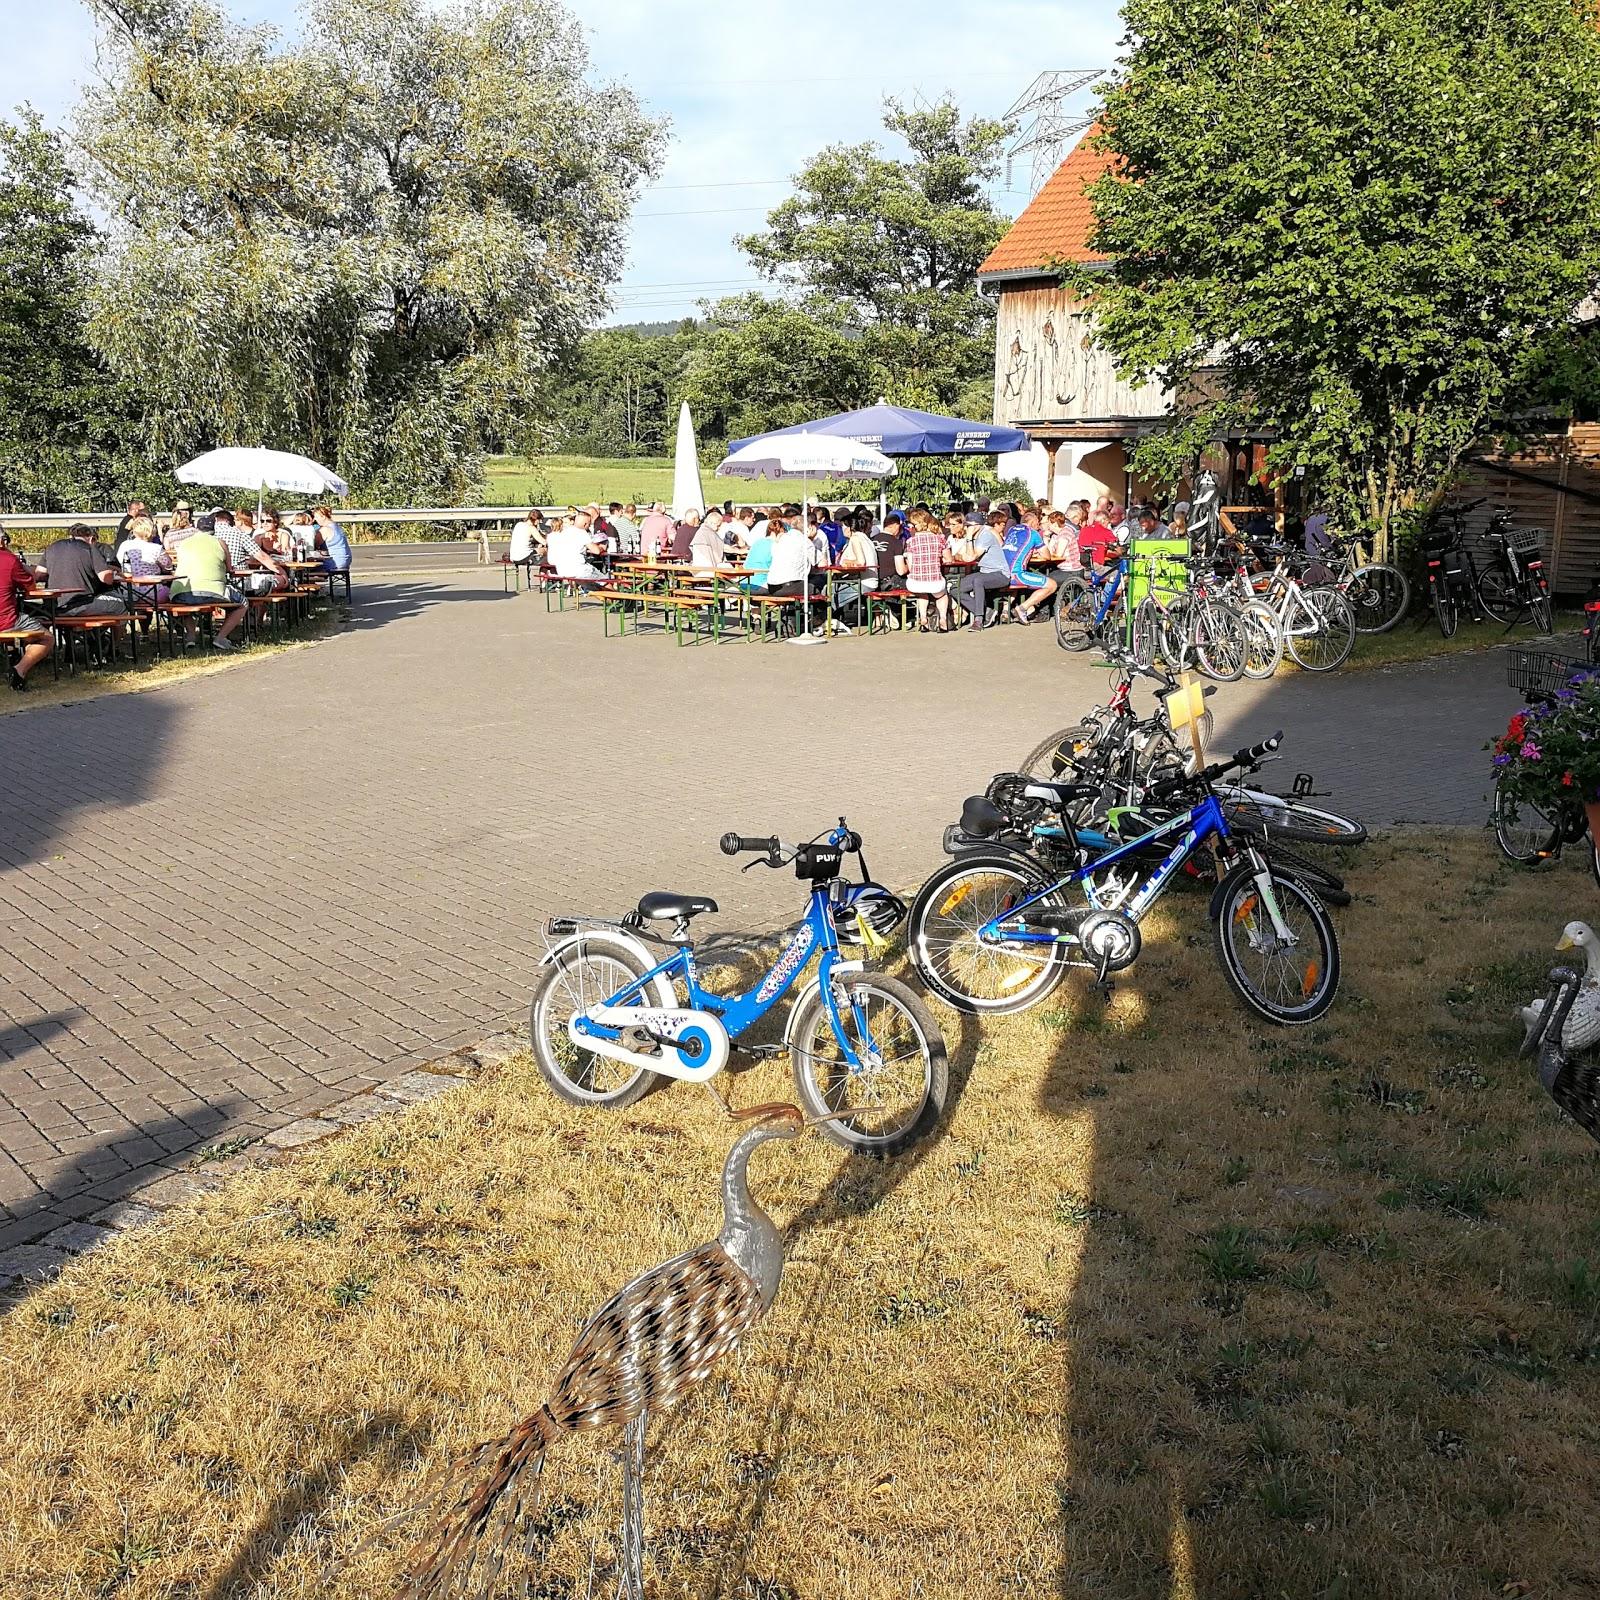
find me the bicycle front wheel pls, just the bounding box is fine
[1490,782,1562,866]
[1238,599,1285,679]
[908,854,1068,1014]
[1285,587,1356,672]
[1212,864,1340,1025]
[530,936,665,1108]
[1021,723,1096,780]
[1193,599,1246,683]
[1130,597,1160,667]
[1474,561,1522,625]
[1345,564,1409,633]
[1054,578,1097,652]
[789,975,947,1157]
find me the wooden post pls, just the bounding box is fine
[1045,440,1060,506]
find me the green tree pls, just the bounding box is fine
[547,324,696,457]
[78,0,663,503]
[0,111,154,512]
[688,98,1011,439]
[1080,0,1600,554]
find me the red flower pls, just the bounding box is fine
[1508,713,1527,741]
[1564,770,1576,787]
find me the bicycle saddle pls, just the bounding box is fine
[637,892,719,922]
[1021,779,1098,806]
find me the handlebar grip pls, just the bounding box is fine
[1240,732,1283,765]
[720,833,779,856]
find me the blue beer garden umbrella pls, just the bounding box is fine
[730,400,1028,458]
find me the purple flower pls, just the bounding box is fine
[1493,753,1512,767]
[1521,741,1541,760]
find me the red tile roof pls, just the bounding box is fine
[978,132,1113,277]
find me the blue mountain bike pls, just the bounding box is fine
[530,822,948,1156]
[1055,549,1130,652]
[908,734,1341,1025]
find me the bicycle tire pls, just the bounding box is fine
[530,935,667,1109]
[1021,723,1096,780]
[1054,578,1096,652]
[1238,598,1285,679]
[788,974,947,1158]
[1285,586,1356,672]
[1345,563,1409,633]
[1130,597,1159,668]
[1474,561,1522,625]
[1222,791,1368,846]
[1490,782,1562,867]
[1258,843,1351,908]
[1212,863,1340,1025]
[1193,598,1246,683]
[907,853,1068,1014]
[1431,577,1458,639]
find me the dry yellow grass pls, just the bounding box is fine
[3,830,1599,1599]
[1,615,340,718]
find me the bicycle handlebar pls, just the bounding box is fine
[1146,732,1283,803]
[1198,732,1283,786]
[720,833,780,857]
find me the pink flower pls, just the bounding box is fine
[1520,741,1541,760]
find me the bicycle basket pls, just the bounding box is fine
[1506,527,1546,555]
[1506,641,1591,700]
[793,842,843,882]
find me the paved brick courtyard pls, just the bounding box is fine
[0,575,1518,1247]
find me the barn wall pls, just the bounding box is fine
[991,283,1170,427]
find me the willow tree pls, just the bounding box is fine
[1081,0,1600,554]
[78,0,663,502]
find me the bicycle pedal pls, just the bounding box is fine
[737,1042,787,1062]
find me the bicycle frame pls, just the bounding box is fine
[1088,559,1128,627]
[570,883,872,1069]
[979,792,1261,947]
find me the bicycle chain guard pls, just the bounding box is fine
[572,1005,730,1081]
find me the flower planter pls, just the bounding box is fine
[1586,801,1600,843]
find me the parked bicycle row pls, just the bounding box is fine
[524,645,1364,1158]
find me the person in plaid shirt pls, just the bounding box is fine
[896,510,952,632]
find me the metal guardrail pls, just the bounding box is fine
[0,506,572,533]
[0,503,796,535]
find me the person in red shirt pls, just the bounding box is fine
[1078,502,1121,572]
[0,529,52,690]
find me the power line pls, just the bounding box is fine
[648,178,791,191]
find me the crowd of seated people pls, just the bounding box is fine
[507,493,1174,636]
[0,498,354,691]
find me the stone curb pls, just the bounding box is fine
[0,1028,528,1296]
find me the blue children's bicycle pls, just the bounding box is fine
[907,734,1341,1026]
[530,821,948,1156]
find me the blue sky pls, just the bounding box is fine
[0,0,1116,325]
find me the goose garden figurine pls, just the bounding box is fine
[1520,921,1600,1057]
[392,1103,808,1600]
[1519,922,1600,1145]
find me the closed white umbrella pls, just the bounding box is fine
[176,446,349,524]
[670,403,706,521]
[715,432,895,645]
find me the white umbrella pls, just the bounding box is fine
[176,446,349,524]
[715,432,895,482]
[670,402,705,521]
[715,432,896,645]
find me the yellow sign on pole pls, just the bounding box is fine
[1166,672,1209,768]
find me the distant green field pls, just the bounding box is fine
[486,453,816,507]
